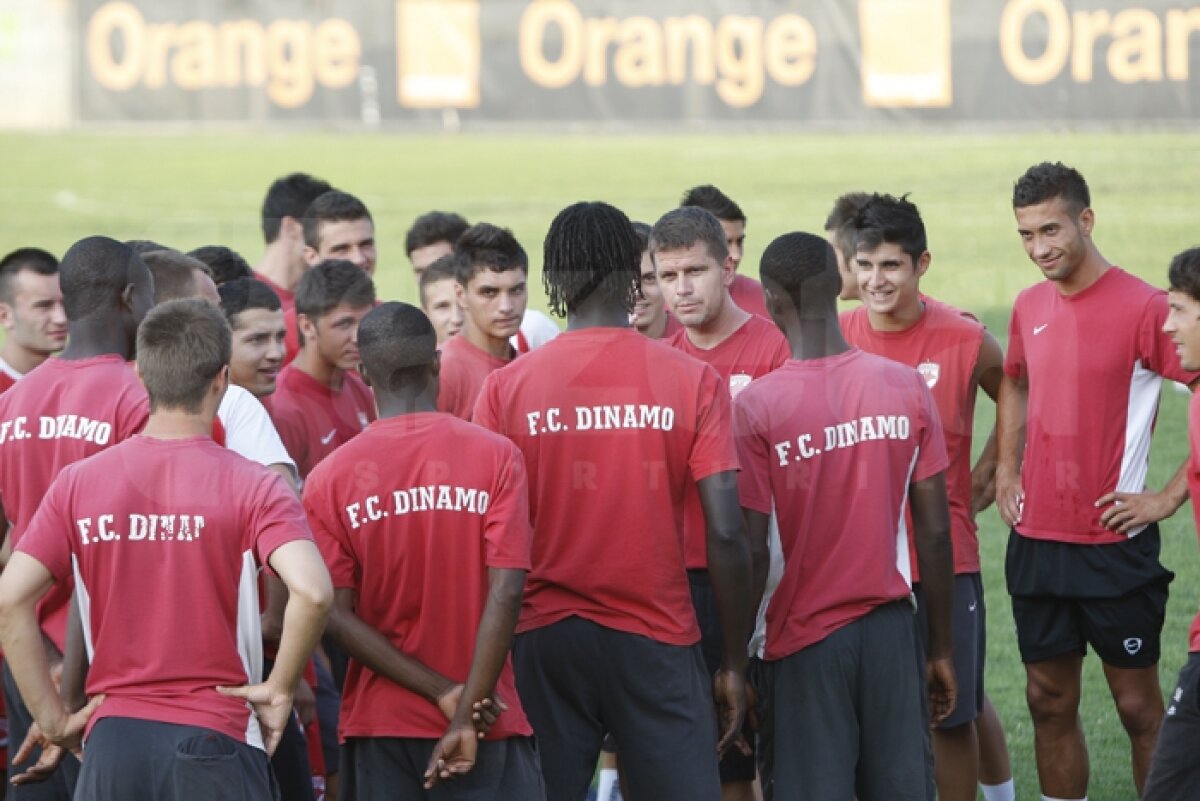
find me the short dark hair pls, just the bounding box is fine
[1168,247,1200,304]
[143,250,211,305]
[418,254,459,307]
[358,302,437,394]
[0,248,58,304]
[631,222,651,252]
[125,240,174,256]
[760,232,840,315]
[405,211,469,257]
[262,173,333,244]
[649,207,729,264]
[852,194,928,264]
[295,259,376,322]
[823,191,872,266]
[59,236,151,322]
[680,184,745,223]
[188,245,253,286]
[543,201,640,318]
[303,191,373,250]
[137,299,231,413]
[454,223,527,285]
[1013,162,1091,214]
[218,277,282,329]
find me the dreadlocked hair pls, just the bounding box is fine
[543,201,641,318]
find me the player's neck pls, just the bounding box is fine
[567,301,631,331]
[0,342,47,376]
[463,320,513,360]
[294,347,343,391]
[866,297,924,333]
[1055,248,1111,296]
[787,317,851,361]
[141,409,215,440]
[58,320,133,362]
[257,243,306,292]
[377,391,437,418]
[686,297,749,349]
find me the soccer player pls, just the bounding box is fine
[0,298,333,801]
[630,222,680,340]
[734,231,956,801]
[0,236,154,800]
[304,302,543,800]
[142,250,221,306]
[302,190,378,277]
[189,245,255,286]
[680,184,769,319]
[1144,245,1200,800]
[841,194,1012,801]
[270,260,376,480]
[651,206,788,801]
[473,201,752,801]
[0,248,66,393]
[437,224,527,420]
[219,278,288,398]
[823,191,872,302]
[405,210,469,277]
[419,255,464,345]
[996,162,1197,801]
[257,172,333,308]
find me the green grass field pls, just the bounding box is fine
[3,131,1199,800]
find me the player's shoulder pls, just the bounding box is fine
[922,297,985,335]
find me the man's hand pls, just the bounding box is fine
[970,469,997,518]
[994,466,1024,528]
[7,700,101,790]
[1096,489,1177,533]
[216,683,292,756]
[926,657,957,726]
[712,668,749,757]
[423,725,478,788]
[435,683,507,738]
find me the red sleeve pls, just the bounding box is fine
[250,470,314,567]
[436,359,467,418]
[483,443,533,570]
[15,472,75,581]
[732,393,772,515]
[302,471,359,590]
[689,365,739,482]
[1003,301,1025,380]
[115,387,150,442]
[1140,293,1200,384]
[471,372,503,435]
[911,375,950,483]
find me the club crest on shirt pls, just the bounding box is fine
[729,374,752,397]
[917,361,940,388]
[357,411,370,429]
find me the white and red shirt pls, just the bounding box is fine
[841,300,985,576]
[730,274,770,320]
[734,349,948,660]
[513,310,561,355]
[1187,390,1200,653]
[218,384,296,475]
[0,355,149,651]
[666,314,790,568]
[1004,268,1199,544]
[268,365,375,480]
[0,356,24,394]
[17,435,311,748]
[437,335,515,421]
[303,413,533,741]
[473,327,737,646]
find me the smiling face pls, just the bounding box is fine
[1015,196,1091,284]
[458,268,527,344]
[229,307,287,396]
[655,241,733,329]
[1165,290,1200,372]
[855,242,928,319]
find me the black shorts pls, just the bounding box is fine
[1007,528,1172,668]
[746,656,774,801]
[340,736,543,801]
[689,570,757,784]
[914,573,986,729]
[76,717,275,801]
[3,659,80,801]
[1143,652,1200,801]
[513,616,722,801]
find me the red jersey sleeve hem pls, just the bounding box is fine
[691,460,740,483]
[738,496,772,516]
[912,456,951,485]
[484,558,532,570]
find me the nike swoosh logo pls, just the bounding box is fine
[1033,324,1048,335]
[320,430,336,445]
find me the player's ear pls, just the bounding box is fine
[1078,207,1095,237]
[916,251,931,277]
[296,312,316,341]
[454,281,467,309]
[722,253,736,285]
[430,350,441,380]
[0,302,14,331]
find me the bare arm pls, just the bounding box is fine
[995,373,1028,527]
[910,473,957,724]
[744,509,770,633]
[970,331,1005,516]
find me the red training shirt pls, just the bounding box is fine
[730,274,770,320]
[473,327,738,646]
[269,364,375,479]
[17,435,311,748]
[304,413,533,741]
[666,314,789,568]
[1004,268,1200,544]
[437,335,515,421]
[1188,390,1200,653]
[734,349,948,660]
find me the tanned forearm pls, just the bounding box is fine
[698,472,751,674]
[910,474,955,659]
[449,568,525,727]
